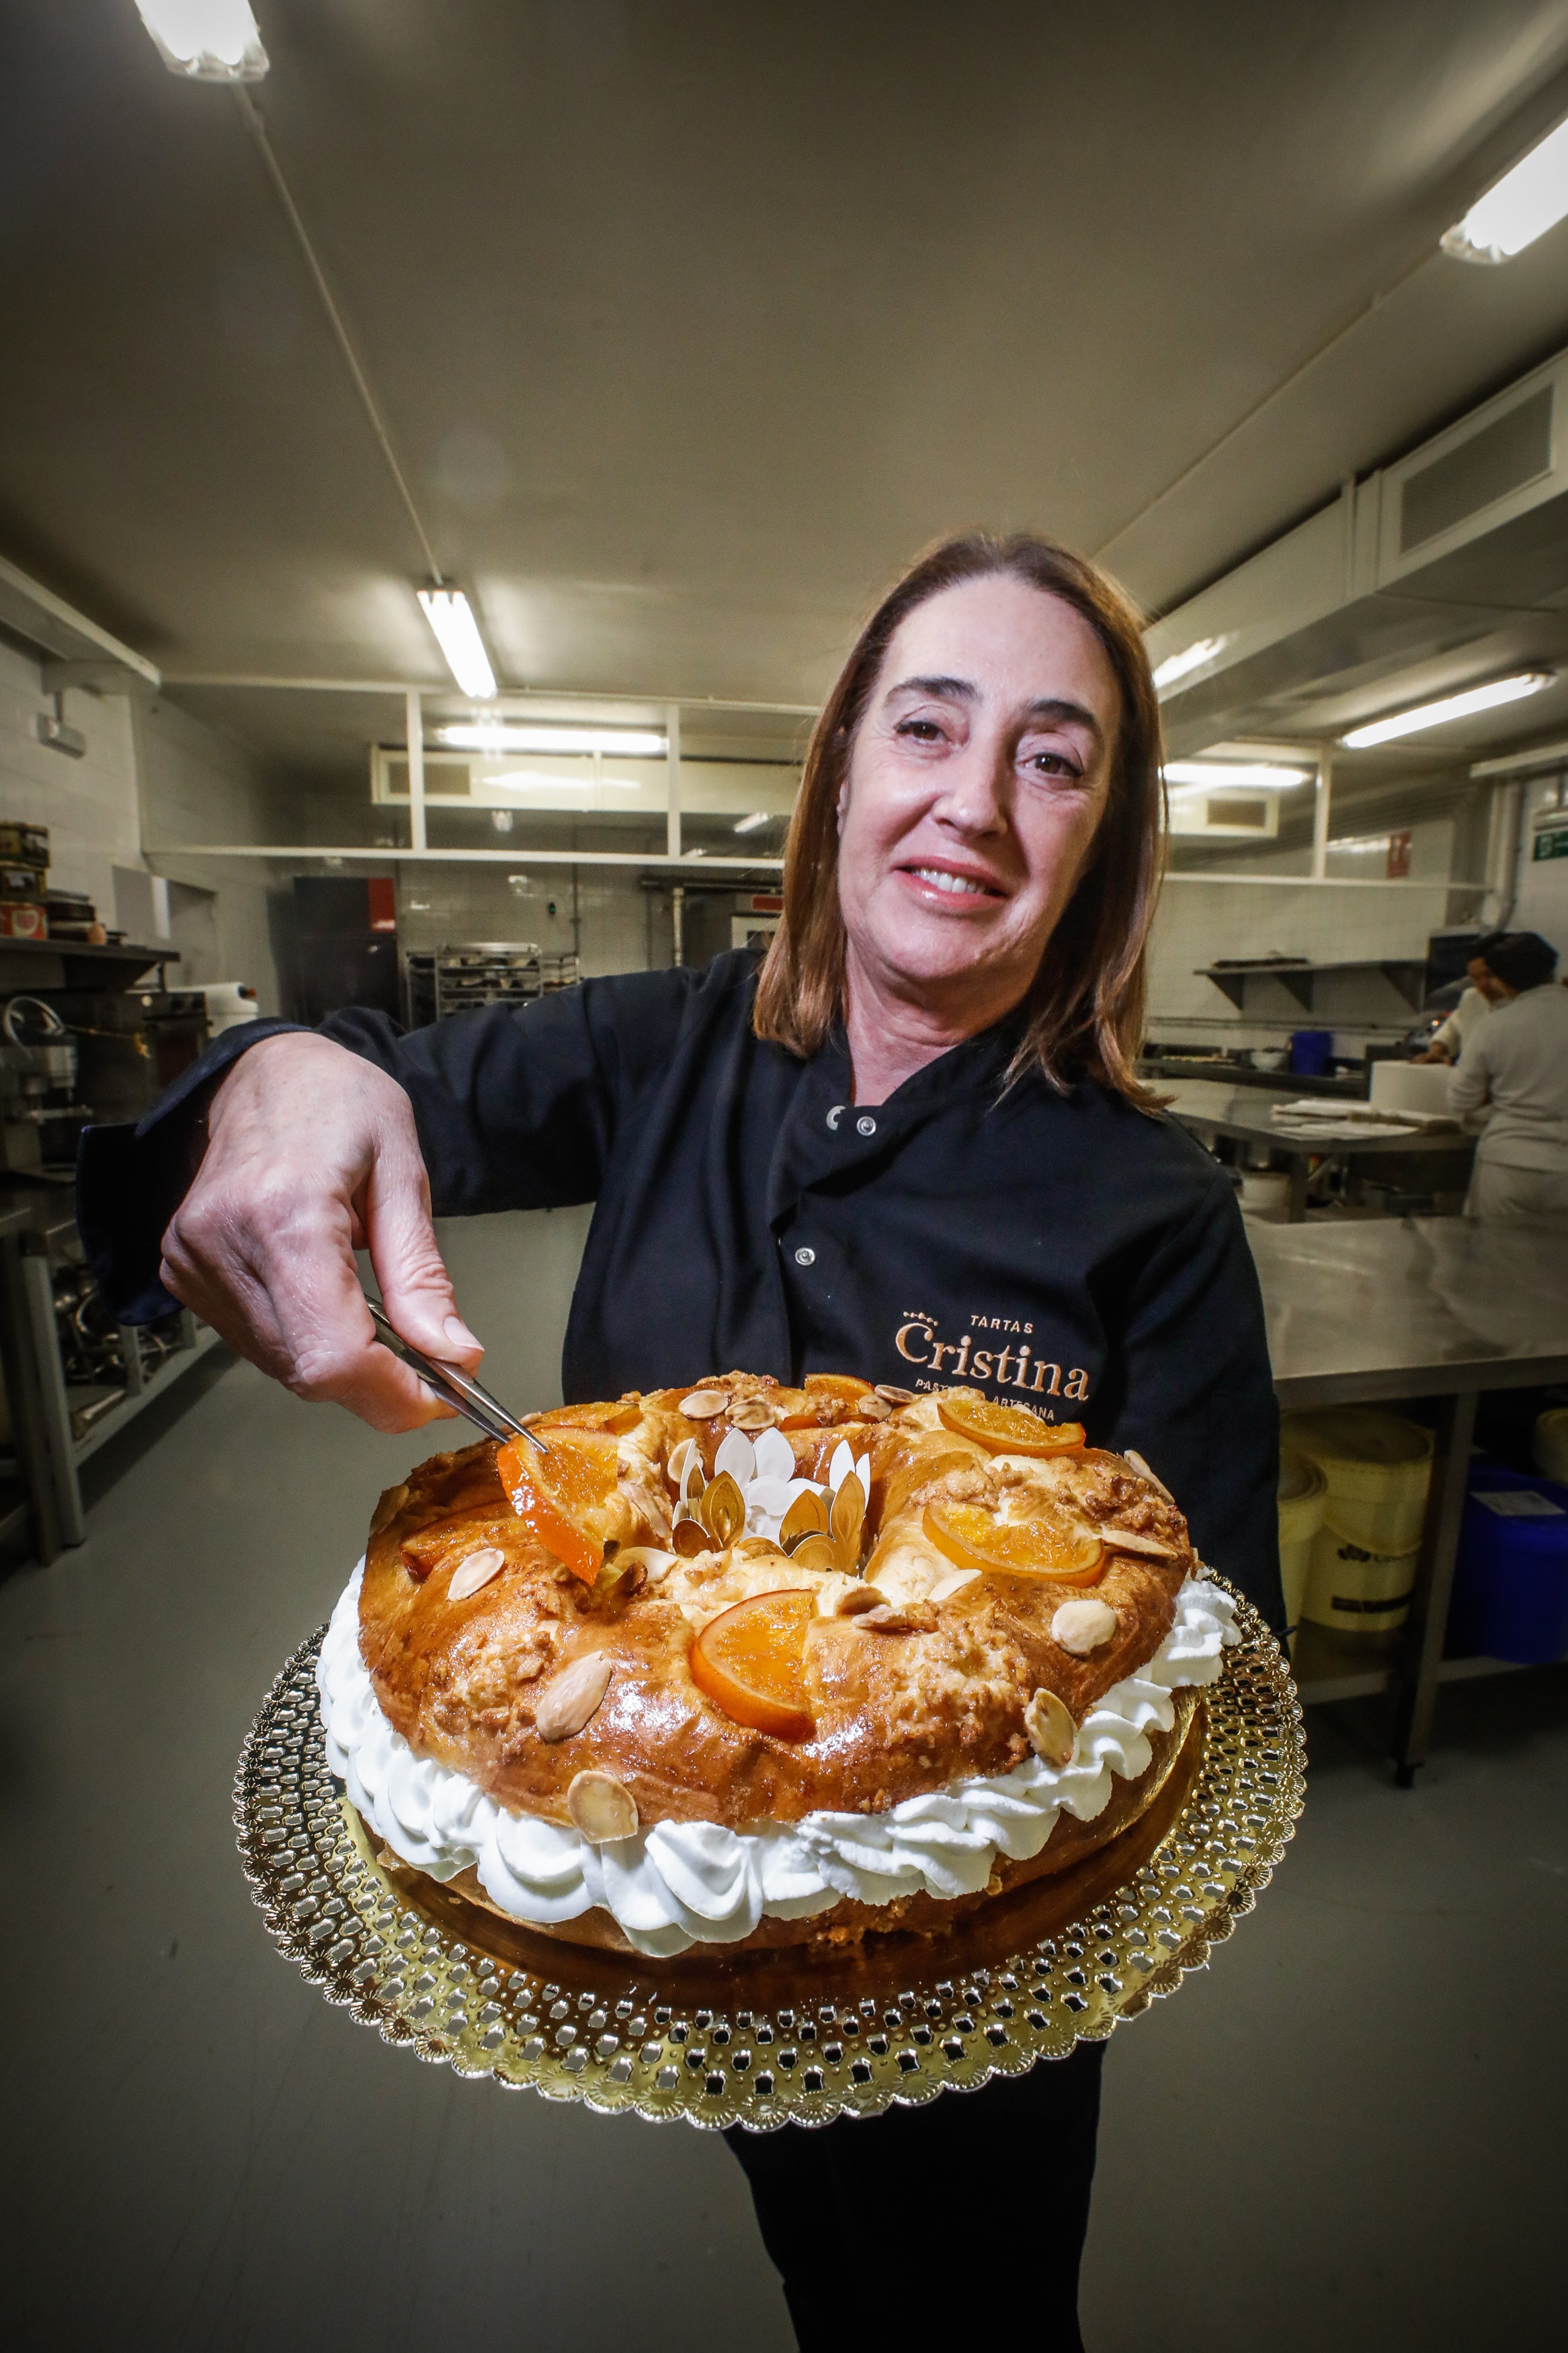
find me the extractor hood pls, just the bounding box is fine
[1147,342,1568,760]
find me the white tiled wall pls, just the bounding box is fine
[397,863,670,980]
[0,636,296,1012]
[0,637,140,914]
[1146,876,1454,1048]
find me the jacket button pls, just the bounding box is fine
[856,1115,876,1137]
[826,1105,845,1131]
[794,1246,817,1267]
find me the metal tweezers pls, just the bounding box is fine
[366,1298,548,1453]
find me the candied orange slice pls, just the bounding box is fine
[498,1429,619,1585]
[537,1398,643,1435]
[690,1589,817,1740]
[936,1392,1085,1456]
[780,1373,875,1427]
[923,1497,1104,1585]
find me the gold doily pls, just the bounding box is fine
[234,1578,1303,2128]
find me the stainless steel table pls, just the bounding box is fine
[1249,1218,1568,1778]
[1166,1081,1475,1219]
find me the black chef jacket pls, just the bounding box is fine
[77,949,1283,1624]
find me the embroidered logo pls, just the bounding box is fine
[893,1310,1090,1407]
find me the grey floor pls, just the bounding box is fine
[2,1205,1564,2350]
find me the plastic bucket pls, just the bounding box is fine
[1290,1029,1333,1076]
[1301,1525,1420,1635]
[1449,1466,1568,1665]
[1281,1408,1433,1556]
[1278,1450,1327,1643]
[1241,1170,1293,1222]
[1534,1408,1568,1488]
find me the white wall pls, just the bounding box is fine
[137,695,297,1012]
[1513,774,1568,959]
[1147,876,1452,1051]
[0,637,140,916]
[396,863,669,979]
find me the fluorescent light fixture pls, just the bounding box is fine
[1164,760,1312,791]
[1443,115,1568,264]
[436,722,665,755]
[417,588,496,700]
[1151,635,1229,692]
[1330,834,1393,855]
[133,0,268,81]
[733,811,776,834]
[1340,672,1553,749]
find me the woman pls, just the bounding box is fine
[1448,930,1568,1226]
[80,533,1282,2350]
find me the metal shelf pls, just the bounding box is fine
[1198,958,1428,1012]
[69,1324,222,1463]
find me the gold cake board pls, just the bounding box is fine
[234,1578,1304,2128]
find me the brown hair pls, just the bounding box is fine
[752,530,1165,1101]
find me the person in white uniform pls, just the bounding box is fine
[1411,944,1498,1064]
[1448,932,1568,1224]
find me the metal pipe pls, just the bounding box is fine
[666,703,682,859]
[1311,748,1333,880]
[671,884,685,967]
[405,689,427,856]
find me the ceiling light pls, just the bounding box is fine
[1442,115,1568,264]
[1340,672,1553,749]
[733,811,776,834]
[1151,635,1229,692]
[417,588,496,700]
[133,0,268,81]
[1164,760,1312,791]
[436,723,665,755]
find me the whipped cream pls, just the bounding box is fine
[318,1563,1239,1959]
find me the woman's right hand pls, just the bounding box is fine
[157,1032,482,1431]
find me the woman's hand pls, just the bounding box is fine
[158,1033,481,1431]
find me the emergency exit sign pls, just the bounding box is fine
[1532,825,1568,861]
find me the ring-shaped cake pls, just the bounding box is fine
[318,1374,1239,1958]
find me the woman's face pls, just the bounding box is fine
[836,573,1121,1027]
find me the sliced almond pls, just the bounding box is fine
[534,1652,614,1741]
[679,1388,729,1419]
[614,1545,677,1583]
[817,1572,883,1617]
[567,1768,638,1843]
[858,1394,893,1420]
[1024,1687,1077,1767]
[875,1384,916,1406]
[779,1489,829,1547]
[1122,1449,1173,1501]
[667,1437,701,1492]
[370,1482,410,1536]
[1104,1525,1182,1559]
[928,1566,981,1603]
[448,1546,507,1600]
[1050,1596,1119,1655]
[858,1601,935,1634]
[729,1400,779,1431]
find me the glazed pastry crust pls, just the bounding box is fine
[358,1378,1196,1833]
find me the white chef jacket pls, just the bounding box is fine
[1448,983,1568,1172]
[1429,984,1490,1062]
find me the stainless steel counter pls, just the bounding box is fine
[1247,1217,1568,1776]
[1251,1217,1568,1408]
[1165,1082,1474,1219]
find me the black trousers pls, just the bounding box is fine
[725,2040,1104,2350]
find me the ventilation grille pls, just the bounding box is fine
[1399,388,1553,555]
[1208,795,1268,831]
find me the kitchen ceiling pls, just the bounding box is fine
[5,0,1568,779]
